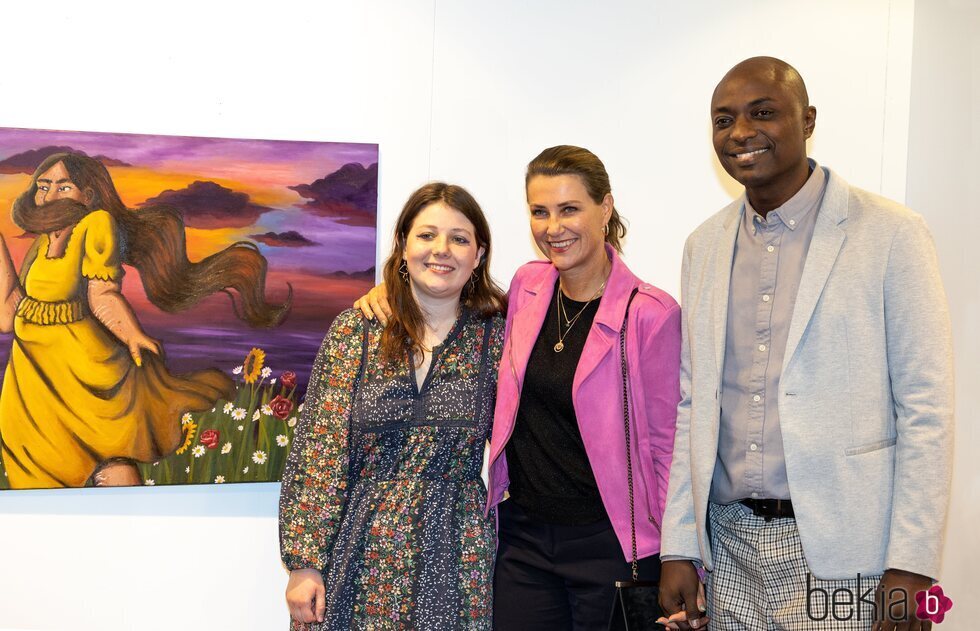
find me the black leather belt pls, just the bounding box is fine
[739,498,795,521]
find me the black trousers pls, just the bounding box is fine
[493,501,661,631]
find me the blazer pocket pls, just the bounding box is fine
[844,436,897,456]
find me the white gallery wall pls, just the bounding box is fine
[906,0,980,628]
[0,1,974,629]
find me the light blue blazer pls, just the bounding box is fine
[660,166,954,580]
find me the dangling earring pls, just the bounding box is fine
[399,260,409,283]
[467,270,478,294]
[602,223,609,236]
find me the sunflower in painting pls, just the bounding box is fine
[243,347,266,384]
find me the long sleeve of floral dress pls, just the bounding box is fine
[279,308,364,570]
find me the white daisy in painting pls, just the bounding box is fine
[232,365,243,375]
[261,404,273,416]
[287,418,297,428]
[214,475,226,484]
[223,402,234,414]
[192,445,206,458]
[242,466,249,474]
[298,403,305,413]
[185,466,190,474]
[237,425,244,431]
[145,479,156,486]
[231,407,246,421]
[261,367,272,378]
[252,451,268,465]
[252,410,260,421]
[221,442,232,454]
[276,435,289,447]
[181,413,193,425]
[270,378,277,385]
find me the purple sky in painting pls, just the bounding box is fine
[0,127,378,173]
[0,127,379,275]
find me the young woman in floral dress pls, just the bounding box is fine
[279,183,505,630]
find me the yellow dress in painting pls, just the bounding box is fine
[0,210,232,489]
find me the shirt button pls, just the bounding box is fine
[751,492,759,499]
[762,294,771,302]
[789,219,796,226]
[758,344,767,352]
[767,245,775,253]
[753,394,762,402]
[749,443,758,451]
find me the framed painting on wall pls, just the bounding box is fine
[0,127,378,490]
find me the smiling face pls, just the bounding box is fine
[403,200,485,304]
[711,59,816,212]
[527,174,612,275]
[33,161,93,206]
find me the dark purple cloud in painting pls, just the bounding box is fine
[0,145,131,174]
[140,181,275,229]
[289,162,378,227]
[250,231,317,247]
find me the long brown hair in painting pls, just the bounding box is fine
[12,152,291,327]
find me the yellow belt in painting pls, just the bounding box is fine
[16,296,87,325]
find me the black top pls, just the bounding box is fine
[505,282,606,525]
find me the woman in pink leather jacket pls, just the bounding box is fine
[486,145,680,629]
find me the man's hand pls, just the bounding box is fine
[353,282,391,325]
[873,568,934,631]
[658,560,708,630]
[285,568,326,625]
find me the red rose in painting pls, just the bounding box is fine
[280,371,297,389]
[200,429,220,449]
[269,395,294,420]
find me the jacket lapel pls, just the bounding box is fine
[783,169,848,369]
[573,247,635,394]
[507,266,557,389]
[712,201,742,379]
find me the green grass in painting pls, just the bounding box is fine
[0,347,303,489]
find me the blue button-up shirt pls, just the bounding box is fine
[710,161,827,503]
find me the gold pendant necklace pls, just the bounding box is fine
[554,280,606,352]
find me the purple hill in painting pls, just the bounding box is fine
[250,230,318,247]
[0,145,131,174]
[289,162,378,227]
[141,180,275,229]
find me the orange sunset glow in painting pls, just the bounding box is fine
[0,127,378,489]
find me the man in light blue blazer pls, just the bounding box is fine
[657,57,954,631]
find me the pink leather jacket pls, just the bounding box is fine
[486,246,681,560]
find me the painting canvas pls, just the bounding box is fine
[0,127,378,490]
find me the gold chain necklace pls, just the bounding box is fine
[554,280,606,352]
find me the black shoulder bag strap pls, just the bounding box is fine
[608,287,665,631]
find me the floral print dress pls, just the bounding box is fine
[280,308,503,630]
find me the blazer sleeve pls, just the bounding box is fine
[659,237,703,561]
[278,308,364,570]
[637,297,681,524]
[882,214,954,579]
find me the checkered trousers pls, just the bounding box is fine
[705,502,880,630]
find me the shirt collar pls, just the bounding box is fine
[745,158,826,231]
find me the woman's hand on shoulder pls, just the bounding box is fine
[353,282,391,325]
[286,567,326,624]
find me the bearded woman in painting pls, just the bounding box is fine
[0,151,290,489]
[280,183,504,629]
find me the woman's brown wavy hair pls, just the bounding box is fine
[16,152,291,327]
[380,182,505,365]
